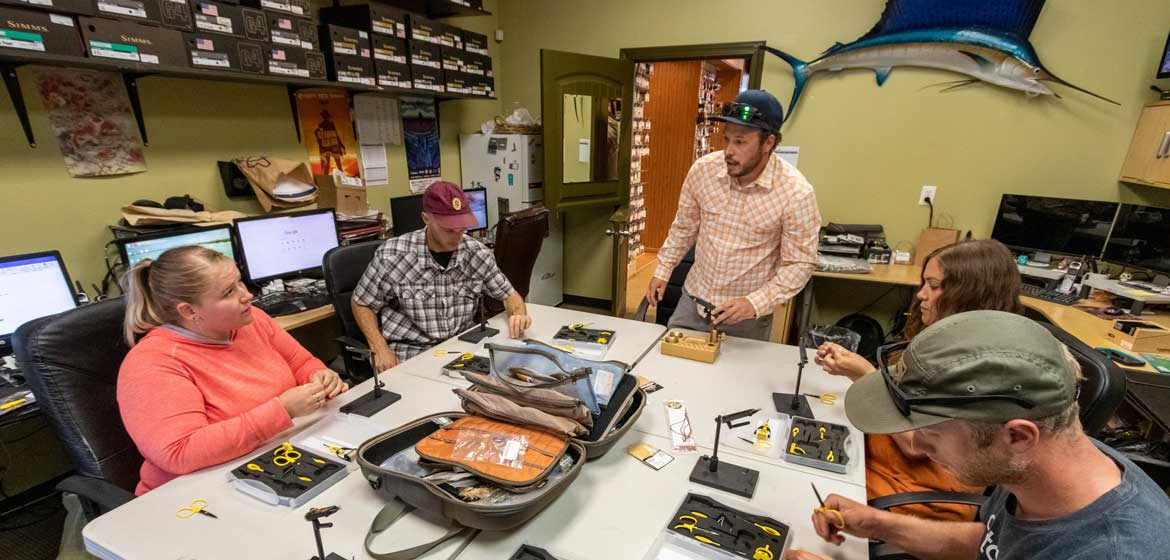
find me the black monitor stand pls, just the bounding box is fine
[458,294,499,343]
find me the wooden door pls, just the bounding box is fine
[1121,103,1170,187]
[641,60,701,250]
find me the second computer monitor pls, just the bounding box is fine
[990,194,1118,258]
[0,251,77,356]
[235,209,339,284]
[118,225,235,269]
[390,187,488,235]
[1103,203,1170,275]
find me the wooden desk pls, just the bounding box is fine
[272,304,336,331]
[813,263,923,287]
[1020,297,1170,374]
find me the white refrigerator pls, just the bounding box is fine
[460,133,563,307]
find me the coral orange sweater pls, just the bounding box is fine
[117,308,326,495]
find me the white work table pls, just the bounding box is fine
[630,328,866,489]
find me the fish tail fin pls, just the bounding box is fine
[1039,70,1120,106]
[764,46,810,124]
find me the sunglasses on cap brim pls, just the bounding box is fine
[875,341,1037,419]
[717,103,777,132]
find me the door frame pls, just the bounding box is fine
[610,41,766,318]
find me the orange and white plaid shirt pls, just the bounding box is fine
[654,150,821,317]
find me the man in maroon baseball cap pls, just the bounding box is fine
[350,181,533,371]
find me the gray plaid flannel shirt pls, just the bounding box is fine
[352,229,513,360]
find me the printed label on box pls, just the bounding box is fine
[0,30,46,52]
[269,61,307,77]
[89,40,140,61]
[374,52,404,63]
[140,53,159,64]
[371,22,393,36]
[271,31,298,46]
[334,45,356,55]
[195,15,231,34]
[50,14,74,26]
[468,47,487,56]
[98,0,147,18]
[29,0,53,6]
[192,51,230,67]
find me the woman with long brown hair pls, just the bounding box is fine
[117,246,347,495]
[815,239,1024,520]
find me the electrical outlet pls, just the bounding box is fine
[919,185,937,206]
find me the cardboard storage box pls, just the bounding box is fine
[0,0,94,16]
[267,11,315,49]
[320,23,367,57]
[443,70,474,95]
[374,59,409,89]
[410,63,442,92]
[314,173,368,217]
[436,22,461,49]
[183,32,262,72]
[321,24,373,86]
[408,13,439,45]
[266,43,324,79]
[369,33,404,64]
[94,0,161,25]
[471,73,493,97]
[320,3,405,39]
[0,6,83,56]
[408,38,439,69]
[79,16,187,65]
[458,49,490,76]
[439,45,462,73]
[239,0,305,17]
[191,0,243,36]
[1106,320,1170,353]
[462,28,486,55]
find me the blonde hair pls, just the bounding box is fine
[122,246,231,345]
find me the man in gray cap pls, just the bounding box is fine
[788,310,1170,560]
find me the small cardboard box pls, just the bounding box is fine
[407,13,439,45]
[369,33,405,64]
[191,0,244,37]
[321,24,374,86]
[94,0,162,25]
[79,16,187,66]
[471,73,493,97]
[436,22,461,49]
[0,0,94,16]
[267,11,315,49]
[321,3,406,39]
[409,63,442,93]
[442,69,474,95]
[1107,320,1170,353]
[320,23,367,57]
[915,227,960,265]
[183,32,262,73]
[0,6,83,56]
[374,59,410,89]
[462,28,486,55]
[408,38,439,68]
[457,49,490,76]
[266,43,325,79]
[314,173,367,217]
[439,45,462,73]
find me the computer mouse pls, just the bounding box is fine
[1104,307,1125,316]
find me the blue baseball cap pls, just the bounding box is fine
[710,89,784,133]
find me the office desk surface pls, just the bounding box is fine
[632,330,865,488]
[455,431,866,560]
[813,263,922,287]
[273,304,336,331]
[396,304,667,388]
[1020,296,1170,374]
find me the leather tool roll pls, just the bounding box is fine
[415,417,568,487]
[455,388,588,437]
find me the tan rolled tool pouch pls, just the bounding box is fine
[454,388,588,438]
[462,372,593,428]
[414,417,568,487]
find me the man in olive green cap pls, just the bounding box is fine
[787,311,1170,560]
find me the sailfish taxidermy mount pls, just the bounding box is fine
[767,0,1119,124]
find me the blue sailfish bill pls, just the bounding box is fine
[767,0,1118,125]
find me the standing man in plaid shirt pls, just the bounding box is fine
[647,89,821,341]
[352,181,533,371]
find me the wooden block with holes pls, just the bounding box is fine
[660,330,721,363]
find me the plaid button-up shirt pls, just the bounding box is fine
[353,229,513,360]
[654,151,821,317]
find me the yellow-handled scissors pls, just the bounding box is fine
[753,544,774,560]
[246,463,268,475]
[811,483,846,529]
[176,499,218,519]
[273,442,301,467]
[323,443,355,462]
[567,322,592,331]
[803,393,838,405]
[672,515,720,536]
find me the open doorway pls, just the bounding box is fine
[623,55,753,320]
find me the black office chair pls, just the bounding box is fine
[868,320,1128,559]
[632,246,695,325]
[13,298,139,520]
[486,206,549,315]
[322,240,383,383]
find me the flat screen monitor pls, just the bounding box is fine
[1103,203,1170,275]
[0,251,77,356]
[391,189,489,235]
[118,225,235,269]
[390,194,425,235]
[234,209,339,284]
[1158,31,1170,79]
[990,194,1118,257]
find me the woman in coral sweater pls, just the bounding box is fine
[117,246,347,495]
[815,240,1023,521]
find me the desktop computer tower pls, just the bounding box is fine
[459,133,562,307]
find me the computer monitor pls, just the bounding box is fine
[390,189,489,235]
[1103,204,1170,275]
[390,194,425,235]
[0,251,78,356]
[465,187,488,233]
[990,194,1118,258]
[118,225,235,269]
[234,209,339,284]
[1157,31,1170,79]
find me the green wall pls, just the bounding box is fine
[495,0,1170,301]
[0,1,501,292]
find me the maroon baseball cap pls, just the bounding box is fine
[422,181,478,229]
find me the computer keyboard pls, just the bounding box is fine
[1020,283,1081,306]
[253,291,330,317]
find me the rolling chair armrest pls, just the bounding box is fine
[57,474,135,518]
[632,297,651,323]
[869,490,988,511]
[336,336,371,358]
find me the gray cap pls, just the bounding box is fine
[845,311,1078,434]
